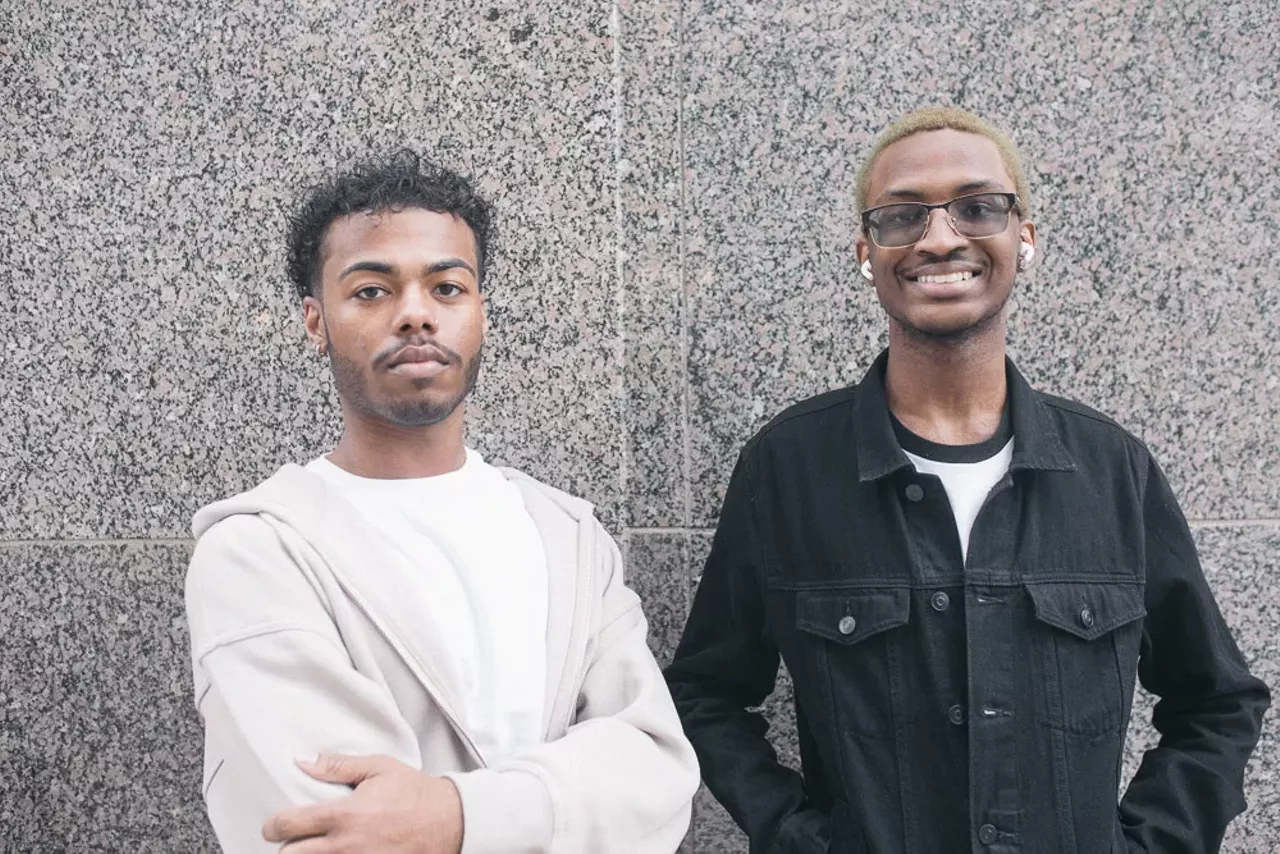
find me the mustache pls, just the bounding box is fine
[371,337,463,368]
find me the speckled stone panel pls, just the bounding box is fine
[681,0,1280,526]
[0,0,624,538]
[624,530,696,669]
[618,0,689,528]
[0,543,212,853]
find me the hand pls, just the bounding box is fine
[262,754,464,854]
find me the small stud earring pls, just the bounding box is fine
[315,343,326,356]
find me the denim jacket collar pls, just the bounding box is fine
[855,348,1077,482]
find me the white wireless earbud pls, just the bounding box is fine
[860,260,874,280]
[1018,243,1035,270]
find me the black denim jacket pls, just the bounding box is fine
[665,351,1269,854]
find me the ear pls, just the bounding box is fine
[856,235,877,282]
[1018,219,1037,253]
[855,234,870,267]
[302,295,326,350]
[480,292,490,340]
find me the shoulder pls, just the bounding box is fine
[497,466,596,523]
[742,385,859,457]
[1034,391,1151,458]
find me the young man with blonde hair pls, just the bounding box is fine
[666,107,1268,853]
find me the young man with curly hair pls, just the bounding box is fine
[665,107,1268,853]
[185,151,697,854]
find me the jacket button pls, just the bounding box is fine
[978,823,998,845]
[838,615,857,635]
[930,591,950,612]
[1080,606,1095,629]
[948,704,964,725]
[905,483,924,502]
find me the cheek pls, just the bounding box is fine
[326,315,380,360]
[446,308,486,350]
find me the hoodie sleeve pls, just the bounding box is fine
[445,521,699,854]
[186,514,423,854]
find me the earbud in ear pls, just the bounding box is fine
[1017,243,1035,271]
[860,260,873,280]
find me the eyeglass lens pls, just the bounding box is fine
[867,193,1015,248]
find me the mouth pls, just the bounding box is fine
[911,271,976,285]
[385,344,452,379]
[903,266,983,296]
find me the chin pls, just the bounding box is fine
[379,395,466,427]
[895,306,1003,342]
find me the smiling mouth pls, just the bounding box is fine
[910,271,977,284]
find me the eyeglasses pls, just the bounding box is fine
[861,192,1019,249]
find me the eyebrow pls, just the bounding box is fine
[337,257,478,280]
[879,180,1008,202]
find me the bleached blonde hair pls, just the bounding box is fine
[856,106,1032,216]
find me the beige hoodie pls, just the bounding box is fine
[186,463,698,853]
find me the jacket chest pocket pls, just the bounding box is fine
[1026,581,1145,736]
[789,588,911,737]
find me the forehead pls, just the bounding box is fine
[320,208,477,271]
[866,129,1014,205]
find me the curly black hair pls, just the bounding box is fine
[285,149,496,300]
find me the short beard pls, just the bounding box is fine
[330,343,483,428]
[890,294,1009,345]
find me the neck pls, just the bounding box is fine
[327,403,468,478]
[884,319,1008,446]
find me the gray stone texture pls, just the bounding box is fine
[1,0,1276,850]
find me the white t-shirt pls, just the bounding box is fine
[307,449,549,763]
[893,413,1014,562]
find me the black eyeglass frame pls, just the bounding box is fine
[860,192,1022,249]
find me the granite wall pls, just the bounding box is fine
[1,0,1276,850]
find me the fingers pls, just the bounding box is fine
[296,752,391,785]
[263,803,336,843]
[277,836,330,854]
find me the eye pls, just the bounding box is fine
[353,285,387,300]
[435,282,464,297]
[876,206,924,229]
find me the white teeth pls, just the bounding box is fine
[916,271,975,284]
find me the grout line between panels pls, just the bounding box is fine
[0,538,196,548]
[611,0,630,544]
[676,0,692,532]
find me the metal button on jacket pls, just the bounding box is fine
[931,591,950,612]
[1080,606,1095,629]
[838,615,857,635]
[978,823,998,845]
[905,483,925,502]
[948,704,964,725]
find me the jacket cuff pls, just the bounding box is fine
[446,767,555,853]
[771,806,832,853]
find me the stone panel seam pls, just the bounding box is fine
[677,0,692,530]
[2,522,1271,549]
[611,0,630,534]
[0,538,195,547]
[625,527,716,535]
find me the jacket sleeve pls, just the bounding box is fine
[186,515,424,854]
[664,452,830,854]
[445,522,700,854]
[1118,455,1271,852]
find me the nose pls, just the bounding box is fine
[914,207,967,257]
[393,286,438,333]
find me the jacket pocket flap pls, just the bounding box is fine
[796,588,910,645]
[1026,581,1145,641]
